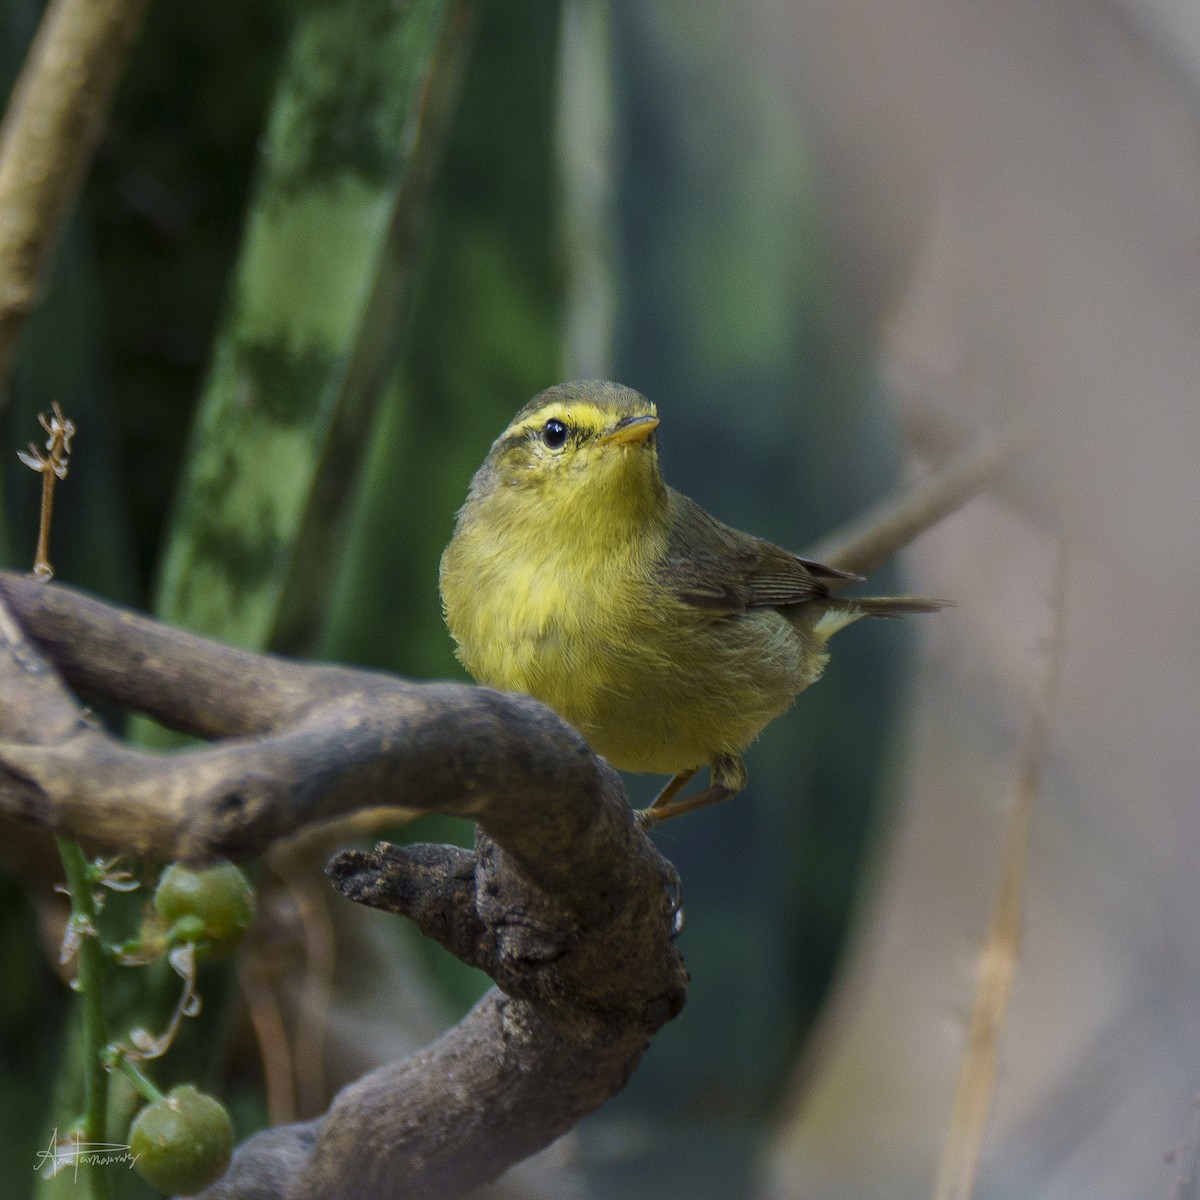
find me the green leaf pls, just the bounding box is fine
[152,0,474,657]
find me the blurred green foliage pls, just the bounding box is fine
[152,0,473,659]
[0,0,920,1197]
[320,0,564,679]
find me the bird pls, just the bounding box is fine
[439,380,947,827]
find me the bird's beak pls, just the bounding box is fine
[597,415,660,447]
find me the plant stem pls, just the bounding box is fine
[107,1051,166,1105]
[56,836,113,1200]
[0,0,150,408]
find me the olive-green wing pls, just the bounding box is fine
[659,491,861,614]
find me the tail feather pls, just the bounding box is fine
[844,595,952,617]
[811,595,951,642]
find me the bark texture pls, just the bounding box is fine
[0,570,686,1198]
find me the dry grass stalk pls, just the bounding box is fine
[932,542,1068,1200]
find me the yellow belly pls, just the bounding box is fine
[441,527,824,776]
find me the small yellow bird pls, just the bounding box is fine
[440,381,946,827]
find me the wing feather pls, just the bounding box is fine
[659,492,861,615]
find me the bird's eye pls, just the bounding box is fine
[541,418,568,449]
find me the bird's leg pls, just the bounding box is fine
[644,767,699,812]
[636,755,746,829]
[636,784,733,828]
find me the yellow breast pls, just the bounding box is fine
[440,498,818,778]
[440,499,655,722]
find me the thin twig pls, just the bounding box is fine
[0,0,149,404]
[238,952,298,1127]
[931,542,1069,1200]
[266,843,337,1118]
[17,402,75,578]
[809,429,1012,578]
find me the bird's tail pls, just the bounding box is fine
[844,595,951,617]
[812,595,951,642]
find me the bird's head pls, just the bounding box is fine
[470,381,666,532]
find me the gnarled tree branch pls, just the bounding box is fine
[0,429,1005,1198]
[0,570,688,1198]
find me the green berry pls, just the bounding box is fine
[130,1084,233,1195]
[154,863,255,956]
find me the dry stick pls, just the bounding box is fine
[265,842,337,1118]
[17,402,75,578]
[931,543,1069,1200]
[809,428,1012,579]
[238,953,299,1127]
[254,806,417,1121]
[0,0,150,404]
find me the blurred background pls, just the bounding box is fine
[1,1,1198,1198]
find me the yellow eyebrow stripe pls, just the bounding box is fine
[506,402,612,438]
